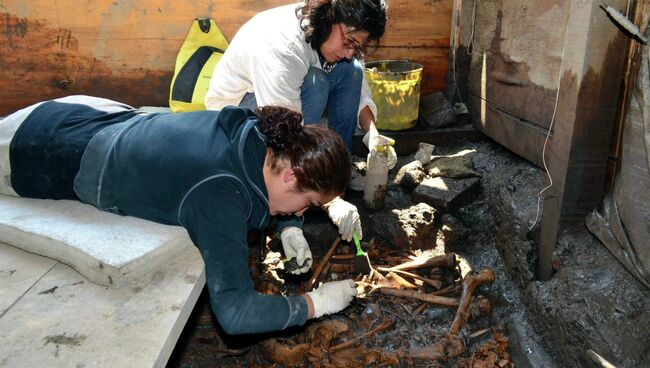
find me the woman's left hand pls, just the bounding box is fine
[280,227,313,274]
[363,130,397,170]
[324,197,362,242]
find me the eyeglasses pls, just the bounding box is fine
[337,23,366,58]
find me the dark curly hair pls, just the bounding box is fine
[297,0,387,55]
[255,105,351,196]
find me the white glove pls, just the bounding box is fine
[280,227,313,274]
[325,196,362,242]
[363,130,397,170]
[306,279,357,318]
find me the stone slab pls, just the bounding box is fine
[0,242,205,368]
[412,176,481,213]
[0,243,56,317]
[0,196,194,288]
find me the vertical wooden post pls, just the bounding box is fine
[538,0,629,279]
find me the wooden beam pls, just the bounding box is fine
[0,0,452,115]
[459,0,630,279]
[537,0,629,279]
[605,0,650,193]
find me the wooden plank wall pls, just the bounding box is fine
[0,0,451,115]
[454,0,631,279]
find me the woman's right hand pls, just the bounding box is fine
[305,279,357,318]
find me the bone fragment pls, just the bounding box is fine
[329,319,394,352]
[307,236,341,291]
[376,268,442,289]
[380,288,459,307]
[383,252,458,272]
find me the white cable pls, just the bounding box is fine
[451,5,462,104]
[528,16,571,232]
[466,0,477,56]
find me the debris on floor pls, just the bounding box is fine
[168,138,650,368]
[252,237,510,367]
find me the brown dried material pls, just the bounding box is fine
[456,329,511,368]
[306,319,350,342]
[260,338,310,365]
[406,345,445,360]
[388,334,463,361]
[442,333,466,357]
[469,295,492,321]
[359,303,382,330]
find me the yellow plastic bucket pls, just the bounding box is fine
[365,60,423,131]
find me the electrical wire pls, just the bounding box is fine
[466,0,477,56]
[528,13,572,232]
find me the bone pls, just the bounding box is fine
[307,236,341,291]
[381,252,458,272]
[449,268,496,334]
[329,319,394,352]
[380,288,459,307]
[379,268,442,289]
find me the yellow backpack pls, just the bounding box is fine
[169,18,229,112]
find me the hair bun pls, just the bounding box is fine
[256,106,304,151]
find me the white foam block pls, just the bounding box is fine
[0,196,194,288]
[0,242,205,367]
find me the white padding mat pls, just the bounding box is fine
[0,195,194,288]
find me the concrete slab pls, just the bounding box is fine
[411,176,481,213]
[0,196,194,288]
[0,244,56,316]
[0,242,205,368]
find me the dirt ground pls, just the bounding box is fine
[167,136,650,368]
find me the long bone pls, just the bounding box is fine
[450,268,495,334]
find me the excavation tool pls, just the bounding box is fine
[352,231,372,275]
[283,256,312,273]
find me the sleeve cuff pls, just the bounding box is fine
[281,295,309,329]
[275,215,304,233]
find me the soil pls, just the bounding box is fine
[167,136,650,368]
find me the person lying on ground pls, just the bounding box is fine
[204,0,398,250]
[0,95,357,335]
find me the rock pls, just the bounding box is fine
[437,213,468,244]
[418,92,456,128]
[426,155,482,178]
[394,160,426,189]
[414,142,435,164]
[369,203,438,250]
[412,177,481,213]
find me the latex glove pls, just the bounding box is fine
[280,227,313,274]
[325,196,362,242]
[306,279,357,318]
[363,130,397,170]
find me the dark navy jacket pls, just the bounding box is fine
[10,98,307,334]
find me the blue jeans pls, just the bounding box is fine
[239,59,363,149]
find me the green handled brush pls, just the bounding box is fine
[352,231,372,274]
